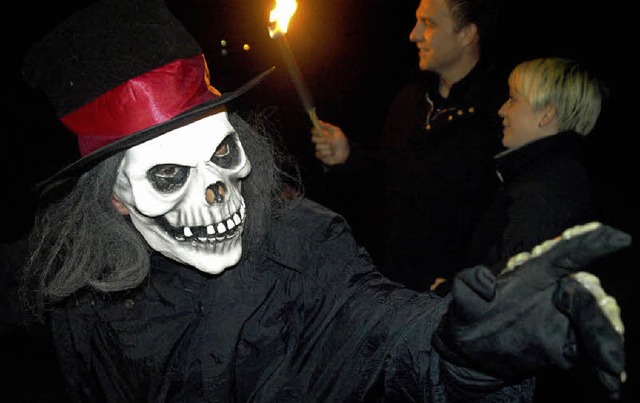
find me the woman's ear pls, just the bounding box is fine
[111,194,129,216]
[539,104,558,128]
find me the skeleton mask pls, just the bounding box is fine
[113,111,251,274]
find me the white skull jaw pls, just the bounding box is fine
[113,111,251,274]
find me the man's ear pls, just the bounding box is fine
[111,194,129,216]
[458,22,478,48]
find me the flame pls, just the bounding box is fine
[268,0,298,37]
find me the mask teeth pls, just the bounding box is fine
[171,211,243,242]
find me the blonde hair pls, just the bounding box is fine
[508,57,604,135]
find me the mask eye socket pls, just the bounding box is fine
[214,141,229,157]
[212,134,241,169]
[147,164,190,193]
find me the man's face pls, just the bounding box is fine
[409,0,465,74]
[112,111,252,274]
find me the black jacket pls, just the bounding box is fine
[323,60,506,291]
[49,198,531,402]
[468,131,599,270]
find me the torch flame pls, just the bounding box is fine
[268,0,298,37]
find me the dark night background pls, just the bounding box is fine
[2,0,638,401]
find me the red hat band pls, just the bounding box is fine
[61,54,221,157]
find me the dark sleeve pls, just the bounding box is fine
[268,199,449,401]
[270,199,534,402]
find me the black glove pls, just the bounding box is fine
[433,222,630,400]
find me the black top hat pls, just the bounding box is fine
[23,0,273,195]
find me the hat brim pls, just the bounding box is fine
[34,67,275,197]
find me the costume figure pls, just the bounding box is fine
[16,0,629,401]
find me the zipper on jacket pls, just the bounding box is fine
[424,93,457,131]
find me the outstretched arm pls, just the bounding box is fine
[433,222,630,401]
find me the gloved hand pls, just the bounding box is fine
[433,222,630,400]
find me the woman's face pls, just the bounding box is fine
[498,86,549,149]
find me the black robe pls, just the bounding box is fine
[49,198,531,402]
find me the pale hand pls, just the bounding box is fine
[310,120,350,166]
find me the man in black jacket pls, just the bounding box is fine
[312,0,505,292]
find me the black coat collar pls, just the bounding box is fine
[495,131,584,183]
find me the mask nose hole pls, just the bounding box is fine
[205,181,226,204]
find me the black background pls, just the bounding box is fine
[3,0,638,401]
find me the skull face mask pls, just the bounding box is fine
[113,111,251,274]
